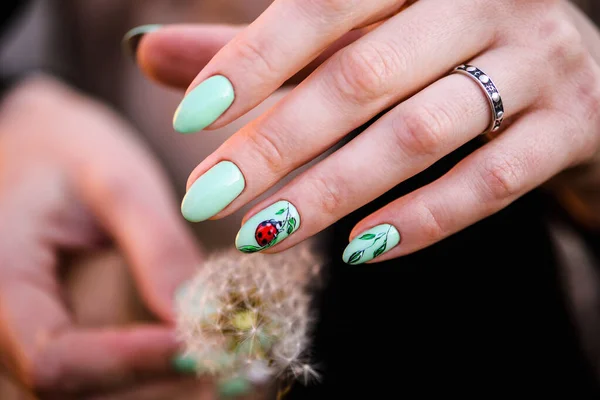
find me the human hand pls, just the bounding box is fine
[0,75,202,395]
[136,0,600,264]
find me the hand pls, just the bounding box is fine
[0,76,202,394]
[137,0,600,264]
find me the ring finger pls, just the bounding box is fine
[234,48,543,254]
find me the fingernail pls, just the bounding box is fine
[172,354,198,375]
[343,224,401,265]
[122,24,162,61]
[173,75,235,133]
[181,161,245,222]
[218,377,252,397]
[235,201,300,253]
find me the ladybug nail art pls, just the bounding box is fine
[235,201,300,253]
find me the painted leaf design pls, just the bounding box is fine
[373,242,387,258]
[359,233,376,240]
[287,217,297,235]
[238,245,262,254]
[375,232,386,239]
[348,250,365,264]
[275,208,286,215]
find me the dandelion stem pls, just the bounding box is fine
[276,382,294,400]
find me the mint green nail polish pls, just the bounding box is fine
[172,355,197,374]
[173,75,235,133]
[122,24,162,61]
[235,201,300,253]
[342,224,401,265]
[218,377,251,397]
[181,161,245,222]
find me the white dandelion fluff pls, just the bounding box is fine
[175,241,323,390]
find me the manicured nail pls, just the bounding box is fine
[122,24,162,61]
[235,201,300,253]
[181,161,245,222]
[173,75,235,134]
[218,376,252,397]
[172,354,198,375]
[343,224,401,265]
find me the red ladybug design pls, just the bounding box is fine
[255,220,280,246]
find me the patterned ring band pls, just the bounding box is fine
[452,64,505,135]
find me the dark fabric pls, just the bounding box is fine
[0,0,24,34]
[0,0,29,96]
[290,133,600,398]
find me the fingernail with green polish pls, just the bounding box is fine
[235,201,300,254]
[173,75,235,134]
[122,24,162,61]
[343,224,401,265]
[181,161,245,222]
[218,377,251,398]
[172,354,198,375]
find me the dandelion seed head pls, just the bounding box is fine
[175,241,322,388]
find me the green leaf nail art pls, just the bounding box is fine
[348,250,365,264]
[275,208,286,215]
[287,217,297,235]
[373,243,387,258]
[344,225,399,265]
[238,245,263,254]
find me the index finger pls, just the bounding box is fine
[172,0,409,133]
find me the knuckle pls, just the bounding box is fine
[568,66,600,161]
[414,199,446,242]
[478,154,523,202]
[244,123,288,176]
[331,41,404,104]
[391,107,447,157]
[306,173,347,217]
[543,18,584,68]
[232,38,278,80]
[302,0,359,17]
[575,59,600,120]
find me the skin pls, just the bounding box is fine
[138,0,600,260]
[0,76,202,396]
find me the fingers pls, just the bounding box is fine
[18,79,205,321]
[172,0,407,132]
[352,111,583,263]
[0,278,179,394]
[136,25,243,89]
[33,326,178,393]
[136,24,369,90]
[87,377,212,400]
[72,115,202,321]
[183,0,497,224]
[235,48,541,254]
[0,75,193,394]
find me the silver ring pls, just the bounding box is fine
[453,64,504,135]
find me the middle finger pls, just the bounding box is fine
[182,0,497,223]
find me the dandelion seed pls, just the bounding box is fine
[175,241,323,391]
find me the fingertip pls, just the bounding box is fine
[122,24,163,63]
[172,75,235,134]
